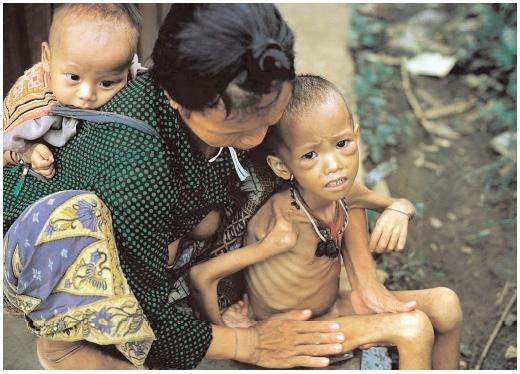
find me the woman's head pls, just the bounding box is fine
[151,4,295,149]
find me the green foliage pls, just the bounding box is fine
[354,59,411,163]
[350,9,411,164]
[459,4,517,192]
[349,6,387,48]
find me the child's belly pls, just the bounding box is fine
[245,252,341,320]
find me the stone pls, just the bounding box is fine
[461,246,473,254]
[429,217,443,229]
[504,345,517,360]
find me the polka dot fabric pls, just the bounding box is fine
[3,74,247,369]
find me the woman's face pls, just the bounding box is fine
[177,82,292,150]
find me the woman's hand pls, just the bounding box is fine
[238,309,345,368]
[369,198,415,253]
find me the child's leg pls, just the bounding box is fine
[333,310,434,369]
[383,288,463,370]
[36,338,137,370]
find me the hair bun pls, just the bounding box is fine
[250,38,290,72]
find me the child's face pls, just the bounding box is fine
[274,93,359,203]
[42,20,133,109]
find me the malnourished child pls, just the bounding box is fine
[190,75,463,369]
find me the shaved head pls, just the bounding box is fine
[49,4,141,56]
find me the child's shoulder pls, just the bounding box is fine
[4,62,56,131]
[248,188,299,242]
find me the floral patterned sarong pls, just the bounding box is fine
[3,190,156,367]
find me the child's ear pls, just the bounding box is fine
[41,42,51,72]
[353,122,360,139]
[266,154,291,180]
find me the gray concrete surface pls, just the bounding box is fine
[3,4,364,370]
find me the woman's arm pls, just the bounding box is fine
[207,312,346,368]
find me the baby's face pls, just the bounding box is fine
[279,93,359,204]
[43,20,133,109]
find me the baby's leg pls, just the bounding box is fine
[386,288,463,369]
[36,338,136,370]
[333,310,434,369]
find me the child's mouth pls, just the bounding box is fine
[325,177,347,189]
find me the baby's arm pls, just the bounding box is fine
[347,181,415,252]
[190,209,297,325]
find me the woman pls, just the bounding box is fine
[4,4,342,369]
[4,4,413,369]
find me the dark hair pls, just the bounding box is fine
[150,4,295,114]
[259,74,355,157]
[51,4,142,54]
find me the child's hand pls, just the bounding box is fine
[369,198,415,253]
[222,294,257,328]
[22,143,55,178]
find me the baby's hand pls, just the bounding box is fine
[369,198,415,253]
[222,294,257,328]
[23,143,55,178]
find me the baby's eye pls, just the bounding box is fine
[65,73,80,81]
[337,139,351,148]
[302,151,317,160]
[100,80,116,88]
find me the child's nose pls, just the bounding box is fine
[323,153,341,174]
[78,83,96,103]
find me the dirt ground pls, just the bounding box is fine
[3,3,516,371]
[348,4,517,370]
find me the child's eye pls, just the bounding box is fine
[100,80,116,88]
[302,151,317,160]
[65,73,80,81]
[337,139,351,148]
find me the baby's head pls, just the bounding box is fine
[264,75,359,202]
[41,4,141,109]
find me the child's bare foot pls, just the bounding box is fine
[222,294,257,328]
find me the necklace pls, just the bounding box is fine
[290,186,349,258]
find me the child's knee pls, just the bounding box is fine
[394,310,434,348]
[431,287,463,332]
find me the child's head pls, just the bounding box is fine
[265,75,359,202]
[41,4,141,109]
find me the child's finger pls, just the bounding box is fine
[386,229,400,251]
[396,226,407,250]
[369,225,383,251]
[374,227,391,253]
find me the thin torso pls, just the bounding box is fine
[244,189,342,320]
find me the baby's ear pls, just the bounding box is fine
[266,154,291,180]
[41,42,51,72]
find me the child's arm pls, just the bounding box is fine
[347,181,415,252]
[341,208,417,314]
[190,211,297,325]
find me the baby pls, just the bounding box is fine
[3,4,144,178]
[190,75,462,369]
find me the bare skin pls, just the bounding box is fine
[190,89,462,369]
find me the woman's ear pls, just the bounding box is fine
[266,154,291,180]
[41,42,51,72]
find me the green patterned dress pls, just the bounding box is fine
[3,74,248,369]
